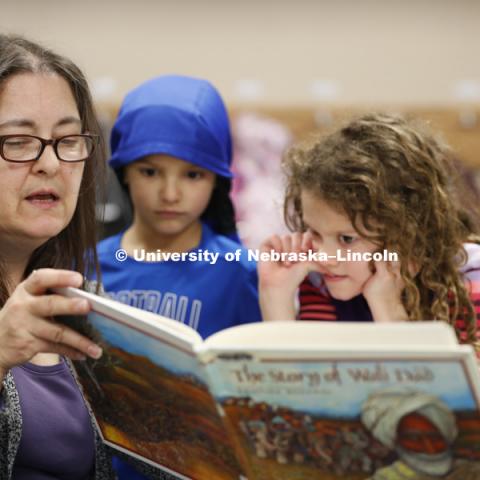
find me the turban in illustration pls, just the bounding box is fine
[361,387,458,476]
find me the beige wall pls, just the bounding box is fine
[1,0,479,106]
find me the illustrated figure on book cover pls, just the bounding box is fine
[63,297,480,480]
[361,388,480,480]
[213,359,480,480]
[362,388,480,480]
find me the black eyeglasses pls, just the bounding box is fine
[0,134,98,163]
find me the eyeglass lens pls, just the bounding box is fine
[2,135,94,161]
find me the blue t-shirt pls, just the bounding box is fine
[97,223,261,339]
[97,224,261,480]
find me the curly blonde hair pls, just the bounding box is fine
[284,113,479,342]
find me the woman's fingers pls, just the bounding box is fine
[34,338,87,361]
[0,268,102,370]
[29,294,90,318]
[23,269,84,295]
[31,319,102,359]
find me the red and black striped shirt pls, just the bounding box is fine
[298,243,480,343]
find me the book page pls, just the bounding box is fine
[203,321,459,353]
[57,287,245,479]
[202,344,480,480]
[58,287,203,348]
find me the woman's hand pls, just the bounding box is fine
[258,232,320,321]
[362,259,408,322]
[0,269,103,375]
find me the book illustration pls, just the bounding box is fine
[205,358,480,479]
[361,387,480,479]
[57,289,480,480]
[69,310,244,480]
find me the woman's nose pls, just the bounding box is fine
[31,145,61,176]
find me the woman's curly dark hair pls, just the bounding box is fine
[284,113,479,343]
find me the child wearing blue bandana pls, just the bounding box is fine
[97,75,262,480]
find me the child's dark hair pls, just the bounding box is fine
[284,113,479,341]
[201,176,237,236]
[109,75,239,239]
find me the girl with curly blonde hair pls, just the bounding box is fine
[259,113,480,345]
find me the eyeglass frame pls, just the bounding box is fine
[0,133,99,163]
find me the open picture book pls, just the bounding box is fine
[56,287,480,480]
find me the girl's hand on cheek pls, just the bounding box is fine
[258,232,320,291]
[258,232,321,321]
[362,259,408,322]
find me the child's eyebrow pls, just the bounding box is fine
[303,221,313,231]
[184,164,207,171]
[304,224,322,235]
[136,160,156,166]
[304,223,357,235]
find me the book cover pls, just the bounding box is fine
[205,350,480,479]
[59,290,245,480]
[58,288,480,480]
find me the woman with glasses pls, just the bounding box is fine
[0,33,112,480]
[0,35,171,480]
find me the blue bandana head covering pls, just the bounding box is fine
[109,75,232,178]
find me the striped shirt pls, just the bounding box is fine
[298,243,480,343]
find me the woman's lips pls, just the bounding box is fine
[25,192,60,209]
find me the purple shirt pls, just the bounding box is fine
[11,359,95,480]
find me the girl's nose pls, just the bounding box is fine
[317,242,339,267]
[161,177,180,202]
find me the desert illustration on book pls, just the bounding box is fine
[68,309,245,480]
[212,358,480,479]
[58,288,480,480]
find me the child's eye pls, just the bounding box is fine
[186,171,204,180]
[339,234,356,245]
[139,167,157,177]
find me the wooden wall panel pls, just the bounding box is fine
[230,107,480,169]
[100,104,480,168]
